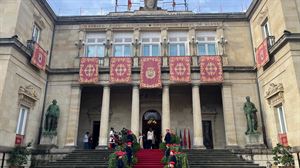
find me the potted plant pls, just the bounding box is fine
[272,143,294,168]
[7,143,31,168]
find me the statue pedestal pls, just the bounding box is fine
[245,133,266,149]
[40,135,58,146]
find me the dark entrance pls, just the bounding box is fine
[142,110,161,149]
[202,120,214,149]
[92,121,100,149]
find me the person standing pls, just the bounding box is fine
[147,128,154,149]
[164,129,171,145]
[125,142,133,166]
[83,132,89,149]
[88,134,93,149]
[138,132,143,149]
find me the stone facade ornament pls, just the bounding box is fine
[265,83,284,106]
[18,85,39,108]
[141,0,161,10]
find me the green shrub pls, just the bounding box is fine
[7,143,31,166]
[272,143,294,166]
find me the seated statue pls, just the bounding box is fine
[243,96,258,135]
[44,99,60,132]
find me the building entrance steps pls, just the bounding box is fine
[134,149,164,168]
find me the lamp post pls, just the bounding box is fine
[75,39,85,57]
[132,38,141,57]
[161,37,169,57]
[189,36,197,56]
[217,36,227,56]
[104,38,112,57]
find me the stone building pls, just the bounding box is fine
[0,0,299,167]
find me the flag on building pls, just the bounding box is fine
[110,57,132,83]
[188,128,191,149]
[31,43,47,71]
[183,128,187,148]
[140,57,162,88]
[255,38,270,68]
[200,56,223,82]
[180,130,183,147]
[79,57,99,83]
[128,0,132,10]
[169,56,191,83]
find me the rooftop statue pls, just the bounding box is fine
[142,0,161,10]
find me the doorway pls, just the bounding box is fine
[92,121,100,149]
[202,120,214,149]
[142,110,161,149]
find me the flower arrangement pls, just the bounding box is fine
[147,118,157,125]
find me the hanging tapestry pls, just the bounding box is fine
[256,39,270,68]
[169,56,191,83]
[140,57,161,88]
[31,43,47,71]
[200,56,223,82]
[79,57,99,83]
[110,57,132,83]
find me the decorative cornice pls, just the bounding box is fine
[269,33,300,55]
[245,0,261,20]
[0,37,32,59]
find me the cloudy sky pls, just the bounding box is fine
[47,0,252,16]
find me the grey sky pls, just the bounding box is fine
[47,0,253,16]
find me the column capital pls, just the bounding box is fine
[192,83,200,87]
[132,83,140,87]
[222,82,233,87]
[101,84,110,88]
[162,83,170,87]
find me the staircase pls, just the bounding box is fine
[36,149,112,168]
[186,149,265,168]
[134,149,164,168]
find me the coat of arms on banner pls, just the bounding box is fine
[200,56,223,83]
[31,43,47,71]
[79,57,99,83]
[169,56,191,83]
[110,57,132,83]
[256,39,270,68]
[140,57,161,88]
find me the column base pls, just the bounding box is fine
[225,145,240,149]
[96,145,108,150]
[192,145,206,149]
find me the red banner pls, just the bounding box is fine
[79,57,99,83]
[140,57,161,88]
[169,56,191,83]
[15,134,24,145]
[110,57,132,83]
[31,43,47,71]
[256,39,269,68]
[200,56,223,82]
[278,133,288,146]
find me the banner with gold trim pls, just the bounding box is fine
[169,56,191,83]
[31,43,47,71]
[255,39,270,68]
[110,57,132,83]
[79,57,99,83]
[140,57,161,88]
[200,56,223,82]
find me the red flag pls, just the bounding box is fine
[31,43,47,71]
[200,56,223,83]
[183,128,187,148]
[255,38,269,68]
[140,57,162,88]
[128,0,132,10]
[15,134,24,145]
[278,133,288,147]
[79,57,99,83]
[172,1,176,7]
[188,129,191,149]
[169,56,191,83]
[110,57,132,83]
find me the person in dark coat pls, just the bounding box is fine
[164,129,171,145]
[127,130,134,142]
[125,142,133,166]
[115,151,125,168]
[165,144,171,158]
[169,150,177,167]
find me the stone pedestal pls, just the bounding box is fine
[245,133,266,149]
[40,135,58,146]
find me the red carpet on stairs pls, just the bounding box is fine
[134,149,164,168]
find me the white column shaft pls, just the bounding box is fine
[131,85,140,136]
[98,86,110,147]
[162,85,170,136]
[192,85,204,148]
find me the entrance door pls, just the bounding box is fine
[142,110,161,149]
[202,120,213,149]
[92,121,100,149]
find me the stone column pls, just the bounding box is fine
[131,85,140,136]
[65,86,82,147]
[222,84,239,148]
[192,84,205,148]
[162,85,170,136]
[98,85,111,148]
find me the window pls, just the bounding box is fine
[32,24,41,43]
[16,106,29,135]
[113,32,133,57]
[85,33,106,57]
[276,105,287,133]
[168,31,188,56]
[197,32,217,55]
[262,19,271,39]
[141,32,160,56]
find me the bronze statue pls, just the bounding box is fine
[44,99,60,132]
[243,96,258,134]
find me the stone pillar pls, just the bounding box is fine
[222,84,239,148]
[192,84,204,148]
[65,86,82,147]
[98,85,110,148]
[162,85,170,136]
[131,85,140,136]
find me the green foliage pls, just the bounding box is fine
[161,156,168,164]
[7,143,31,166]
[170,134,180,144]
[159,142,166,150]
[272,143,294,166]
[175,153,189,168]
[108,153,117,168]
[132,142,140,154]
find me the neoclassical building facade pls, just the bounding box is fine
[0,0,300,167]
